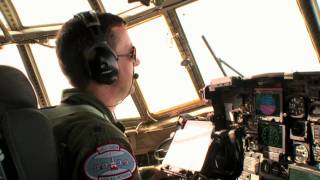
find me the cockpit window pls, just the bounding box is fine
[0,27,3,36]
[30,43,71,106]
[314,0,320,27]
[114,96,140,119]
[11,0,90,26]
[0,45,27,76]
[177,0,319,85]
[1,0,319,122]
[128,16,199,113]
[0,12,9,33]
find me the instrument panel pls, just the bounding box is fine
[204,71,320,180]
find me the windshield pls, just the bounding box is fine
[1,0,320,120]
[176,0,320,85]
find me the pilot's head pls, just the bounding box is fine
[56,11,140,107]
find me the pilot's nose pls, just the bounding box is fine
[134,57,140,66]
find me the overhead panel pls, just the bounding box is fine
[102,0,154,18]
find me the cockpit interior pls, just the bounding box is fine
[0,0,320,179]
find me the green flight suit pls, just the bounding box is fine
[45,88,140,180]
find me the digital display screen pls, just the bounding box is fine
[291,121,306,137]
[289,168,318,179]
[258,121,285,150]
[289,165,320,180]
[255,89,281,117]
[290,121,307,141]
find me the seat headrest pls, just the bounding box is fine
[0,65,37,109]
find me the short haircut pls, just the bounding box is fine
[55,13,126,89]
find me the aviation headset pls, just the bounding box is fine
[74,11,119,85]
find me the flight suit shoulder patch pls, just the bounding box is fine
[84,144,137,180]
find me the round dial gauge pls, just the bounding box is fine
[261,160,270,173]
[288,96,305,118]
[271,162,280,176]
[308,101,320,122]
[295,144,309,164]
[313,144,320,162]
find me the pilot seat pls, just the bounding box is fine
[0,65,59,180]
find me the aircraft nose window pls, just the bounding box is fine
[177,0,319,84]
[128,16,199,113]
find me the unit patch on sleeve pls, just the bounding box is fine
[84,144,137,180]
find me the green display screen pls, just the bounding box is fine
[258,121,284,148]
[289,167,320,180]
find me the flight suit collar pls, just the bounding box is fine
[61,88,114,122]
[60,88,126,132]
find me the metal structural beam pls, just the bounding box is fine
[297,0,320,62]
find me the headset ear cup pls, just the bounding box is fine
[88,44,119,84]
[83,47,95,78]
[76,11,119,85]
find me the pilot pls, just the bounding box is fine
[54,11,165,180]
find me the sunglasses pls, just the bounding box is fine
[117,46,136,62]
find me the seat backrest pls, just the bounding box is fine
[0,65,59,180]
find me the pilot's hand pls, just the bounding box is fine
[139,165,179,180]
